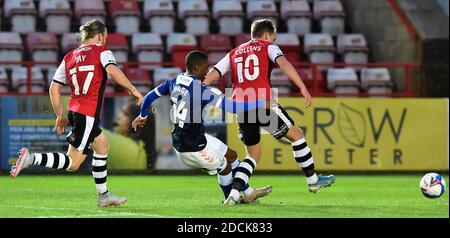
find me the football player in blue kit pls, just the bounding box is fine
[132,51,272,204]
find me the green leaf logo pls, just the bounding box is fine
[338,103,366,147]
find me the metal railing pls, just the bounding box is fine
[0,61,422,97]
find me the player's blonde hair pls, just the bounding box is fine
[78,19,107,45]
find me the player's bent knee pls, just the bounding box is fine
[66,149,87,172]
[225,149,238,162]
[69,156,83,171]
[285,126,304,142]
[219,162,232,175]
[94,148,108,156]
[92,144,109,156]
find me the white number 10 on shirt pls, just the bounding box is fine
[234,54,260,83]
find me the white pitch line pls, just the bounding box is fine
[33,214,139,218]
[3,205,173,218]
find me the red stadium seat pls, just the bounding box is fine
[75,0,106,24]
[11,66,45,93]
[327,68,360,95]
[337,34,369,68]
[61,33,79,54]
[4,0,37,33]
[178,0,210,35]
[132,33,164,70]
[304,33,335,71]
[246,0,278,27]
[26,32,59,70]
[0,66,9,93]
[153,67,182,86]
[281,0,312,36]
[39,0,72,34]
[109,0,140,36]
[167,33,198,70]
[201,34,232,64]
[144,0,175,35]
[234,33,251,47]
[124,68,152,94]
[361,68,394,96]
[0,32,24,69]
[297,67,326,93]
[274,33,301,66]
[106,33,129,65]
[270,68,292,95]
[213,0,244,35]
[314,0,346,36]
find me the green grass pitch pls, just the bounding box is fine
[0,174,448,218]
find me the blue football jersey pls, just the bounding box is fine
[155,73,224,152]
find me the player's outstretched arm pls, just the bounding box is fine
[132,80,170,131]
[276,56,312,108]
[106,64,144,104]
[132,90,157,131]
[49,82,68,135]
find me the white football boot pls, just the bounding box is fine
[98,192,128,207]
[223,194,241,206]
[242,185,273,204]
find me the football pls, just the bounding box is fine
[420,173,446,198]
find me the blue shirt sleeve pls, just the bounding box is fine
[140,79,172,118]
[155,79,172,96]
[199,82,264,113]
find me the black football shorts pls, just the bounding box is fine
[66,111,102,154]
[237,104,295,146]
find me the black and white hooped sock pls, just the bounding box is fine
[33,153,72,171]
[92,153,108,195]
[229,157,257,200]
[292,138,318,185]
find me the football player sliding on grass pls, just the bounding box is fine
[132,50,272,204]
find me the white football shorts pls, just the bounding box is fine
[174,134,228,175]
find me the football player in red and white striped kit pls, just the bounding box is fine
[10,19,144,207]
[205,19,336,205]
